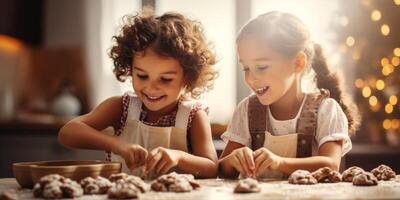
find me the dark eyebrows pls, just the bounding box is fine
[133,66,177,75]
[133,66,145,72]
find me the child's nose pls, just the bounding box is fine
[249,71,260,84]
[148,80,160,90]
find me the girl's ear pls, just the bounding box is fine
[294,51,306,73]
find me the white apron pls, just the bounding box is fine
[257,131,318,179]
[111,96,193,177]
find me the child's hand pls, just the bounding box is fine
[112,143,148,172]
[253,147,282,177]
[226,147,255,177]
[144,147,182,176]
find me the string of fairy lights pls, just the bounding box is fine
[339,0,400,134]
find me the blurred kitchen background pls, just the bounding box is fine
[1,0,399,178]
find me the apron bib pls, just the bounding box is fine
[111,95,192,177]
[248,89,329,179]
[260,131,309,179]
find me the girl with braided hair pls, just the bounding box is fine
[219,11,361,179]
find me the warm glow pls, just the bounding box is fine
[394,0,400,5]
[382,66,390,76]
[0,35,23,53]
[376,79,385,90]
[394,48,400,56]
[391,57,400,66]
[340,16,349,26]
[381,57,389,66]
[385,104,393,114]
[392,119,400,129]
[381,24,390,36]
[387,64,394,73]
[382,64,394,76]
[354,79,364,88]
[367,77,377,87]
[369,96,378,106]
[339,44,347,53]
[389,95,398,105]
[362,0,372,6]
[346,36,355,46]
[352,50,361,60]
[362,86,371,98]
[371,10,381,21]
[383,119,391,130]
[370,102,381,112]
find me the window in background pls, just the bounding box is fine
[85,0,141,107]
[156,0,236,124]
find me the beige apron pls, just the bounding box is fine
[259,130,317,179]
[248,90,329,179]
[111,95,193,177]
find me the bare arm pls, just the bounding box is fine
[58,96,123,152]
[277,141,343,174]
[218,141,247,178]
[177,110,218,178]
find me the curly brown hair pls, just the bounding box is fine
[109,12,218,99]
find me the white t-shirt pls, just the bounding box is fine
[221,94,352,156]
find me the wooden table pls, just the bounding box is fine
[1,177,400,199]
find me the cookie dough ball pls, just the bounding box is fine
[353,172,378,186]
[371,165,396,181]
[32,174,83,199]
[108,181,140,199]
[42,181,63,199]
[124,175,148,193]
[109,173,129,182]
[234,178,261,193]
[288,170,317,185]
[342,166,364,182]
[151,172,200,192]
[60,179,84,198]
[80,176,113,194]
[311,167,342,183]
[107,173,148,198]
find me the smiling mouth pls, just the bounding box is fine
[143,93,166,102]
[255,86,269,96]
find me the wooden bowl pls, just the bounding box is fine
[13,160,121,188]
[12,161,46,189]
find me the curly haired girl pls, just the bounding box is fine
[59,12,219,178]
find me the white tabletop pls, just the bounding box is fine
[1,177,400,199]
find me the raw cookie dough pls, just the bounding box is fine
[80,176,113,194]
[371,164,396,181]
[288,170,317,185]
[234,178,261,193]
[311,167,342,183]
[342,166,365,182]
[32,174,83,199]
[150,172,200,192]
[353,172,378,186]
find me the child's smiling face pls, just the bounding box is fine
[132,48,186,113]
[237,36,299,105]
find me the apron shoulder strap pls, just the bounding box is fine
[295,89,330,157]
[296,89,330,136]
[126,93,143,121]
[248,94,269,151]
[175,100,194,132]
